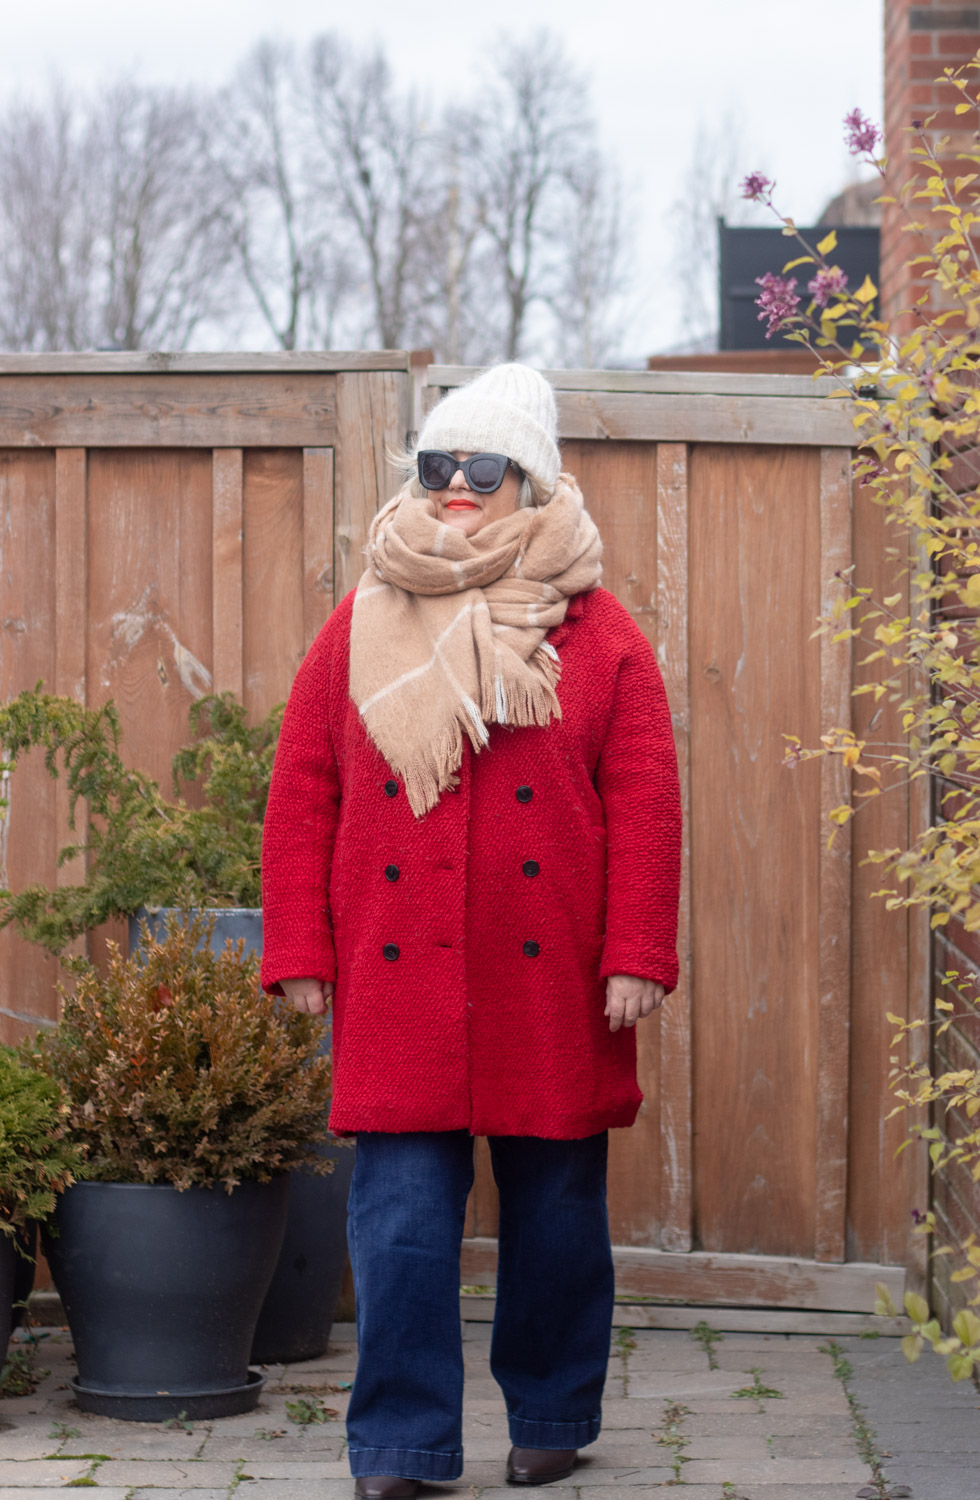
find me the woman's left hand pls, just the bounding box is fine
[605,975,665,1032]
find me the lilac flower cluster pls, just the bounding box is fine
[844,109,881,157]
[808,266,848,307]
[754,272,800,339]
[740,170,773,203]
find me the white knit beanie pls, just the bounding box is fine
[417,364,561,493]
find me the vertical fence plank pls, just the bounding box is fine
[242,450,305,723]
[0,452,58,1041]
[656,443,693,1252]
[212,449,244,700]
[814,447,853,1263]
[303,448,335,648]
[54,448,88,963]
[334,372,410,601]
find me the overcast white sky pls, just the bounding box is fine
[2,0,884,359]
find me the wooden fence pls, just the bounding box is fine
[0,356,921,1325]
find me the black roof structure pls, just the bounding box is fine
[718,220,880,351]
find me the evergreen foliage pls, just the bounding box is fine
[0,688,282,954]
[31,912,332,1192]
[0,1044,86,1240]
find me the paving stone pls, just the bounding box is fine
[682,1410,845,1440]
[570,1464,674,1484]
[600,1400,674,1428]
[199,1436,345,1459]
[0,1460,91,1485]
[681,1432,780,1460]
[0,1493,133,1500]
[0,1440,56,1462]
[235,1459,350,1478]
[65,1435,205,1460]
[680,1455,871,1483]
[128,1491,230,1500]
[627,1370,746,1398]
[93,1460,240,1487]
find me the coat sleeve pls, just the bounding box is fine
[594,624,682,991]
[259,610,345,994]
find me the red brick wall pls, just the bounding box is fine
[882,3,980,330]
[883,2,980,1325]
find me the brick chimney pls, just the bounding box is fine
[882,3,980,331]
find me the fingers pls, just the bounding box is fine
[605,977,666,1031]
[280,978,329,1015]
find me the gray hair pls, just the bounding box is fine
[387,445,554,509]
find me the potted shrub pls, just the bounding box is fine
[0,1045,85,1376]
[0,687,355,1363]
[30,912,333,1420]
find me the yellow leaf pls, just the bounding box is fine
[965,575,980,607]
[956,102,972,114]
[902,1333,923,1363]
[906,1292,930,1325]
[816,229,838,255]
[854,274,878,304]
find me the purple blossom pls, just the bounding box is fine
[754,272,800,339]
[851,455,886,482]
[911,1207,927,1226]
[845,108,881,156]
[740,170,773,203]
[808,266,849,307]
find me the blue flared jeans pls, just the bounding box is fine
[345,1130,615,1482]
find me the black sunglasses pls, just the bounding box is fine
[417,450,515,494]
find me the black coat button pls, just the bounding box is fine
[383,943,400,961]
[384,780,398,797]
[385,865,400,882]
[522,860,540,877]
[522,940,540,957]
[516,785,533,803]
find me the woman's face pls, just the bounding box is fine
[430,452,522,538]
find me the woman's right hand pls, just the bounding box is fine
[280,977,333,1015]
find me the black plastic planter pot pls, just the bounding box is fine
[42,1177,288,1421]
[132,906,355,1367]
[250,1138,355,1364]
[0,1232,15,1374]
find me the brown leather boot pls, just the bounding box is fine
[506,1447,578,1485]
[353,1479,419,1499]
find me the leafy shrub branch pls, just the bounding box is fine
[742,61,980,1375]
[0,688,282,953]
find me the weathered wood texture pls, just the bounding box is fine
[0,360,913,1298]
[0,363,411,1045]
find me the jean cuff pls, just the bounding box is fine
[508,1414,601,1448]
[348,1446,464,1481]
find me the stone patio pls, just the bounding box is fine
[1,1322,978,1498]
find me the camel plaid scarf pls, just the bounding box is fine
[349,474,602,817]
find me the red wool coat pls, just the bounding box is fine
[260,586,682,1139]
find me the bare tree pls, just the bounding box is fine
[211,41,354,350]
[547,150,630,368]
[669,114,758,347]
[0,86,97,349]
[92,81,228,349]
[458,33,592,361]
[307,34,434,349]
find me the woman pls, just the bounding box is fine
[260,363,681,1498]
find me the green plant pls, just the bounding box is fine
[285,1396,338,1425]
[690,1319,723,1370]
[742,60,980,1369]
[48,1423,81,1442]
[0,688,282,954]
[0,1340,49,1396]
[29,912,333,1191]
[161,1410,194,1433]
[732,1368,783,1404]
[0,1045,86,1242]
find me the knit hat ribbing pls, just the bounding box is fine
[417,363,561,493]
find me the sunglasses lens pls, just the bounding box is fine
[419,452,454,489]
[467,456,505,491]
